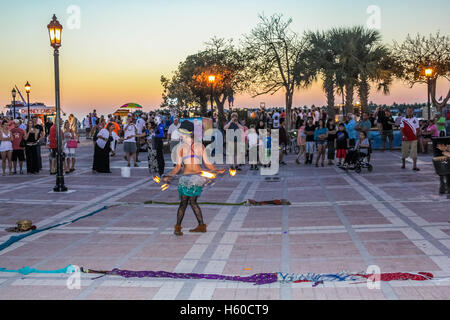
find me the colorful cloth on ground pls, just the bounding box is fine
[278,272,360,285]
[277,272,434,286]
[178,174,208,197]
[83,269,278,286]
[0,266,436,287]
[81,269,434,286]
[0,265,76,275]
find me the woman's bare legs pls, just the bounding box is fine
[1,152,6,175]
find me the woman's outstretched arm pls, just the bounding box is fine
[202,145,225,174]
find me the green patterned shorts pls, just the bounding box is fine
[178,175,208,197]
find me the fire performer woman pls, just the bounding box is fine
[164,120,225,236]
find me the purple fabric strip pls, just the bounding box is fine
[107,269,278,285]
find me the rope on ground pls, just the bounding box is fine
[144,199,291,206]
[144,200,247,206]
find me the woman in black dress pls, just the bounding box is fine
[326,119,337,165]
[24,120,39,174]
[93,123,115,173]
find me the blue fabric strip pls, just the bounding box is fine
[0,206,109,252]
[0,265,75,275]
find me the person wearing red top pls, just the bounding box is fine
[48,123,63,174]
[400,107,420,171]
[11,120,25,174]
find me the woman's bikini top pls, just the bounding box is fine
[182,144,201,163]
[1,130,11,138]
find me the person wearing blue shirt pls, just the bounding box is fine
[345,114,357,147]
[355,112,372,136]
[154,120,165,175]
[314,119,328,167]
[91,114,97,128]
[155,122,165,138]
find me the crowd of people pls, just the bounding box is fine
[0,114,79,176]
[80,105,447,176]
[0,105,447,177]
[86,111,167,175]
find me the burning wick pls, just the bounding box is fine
[153,176,161,184]
[200,171,216,179]
[229,169,237,177]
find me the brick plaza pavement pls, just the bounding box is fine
[0,140,449,300]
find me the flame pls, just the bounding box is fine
[153,176,161,184]
[229,169,237,177]
[201,171,216,179]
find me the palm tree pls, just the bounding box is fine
[305,31,338,118]
[306,27,395,117]
[324,27,394,115]
[327,28,361,115]
[352,27,394,113]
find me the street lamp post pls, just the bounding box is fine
[48,14,67,192]
[11,88,16,119]
[25,82,31,120]
[425,67,433,121]
[208,75,215,116]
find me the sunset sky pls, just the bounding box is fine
[1,0,449,119]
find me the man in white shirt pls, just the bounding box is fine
[135,115,146,162]
[272,111,280,129]
[168,117,181,166]
[400,107,420,171]
[314,108,320,124]
[123,118,139,167]
[247,125,259,170]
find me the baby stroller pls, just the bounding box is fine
[343,146,373,173]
